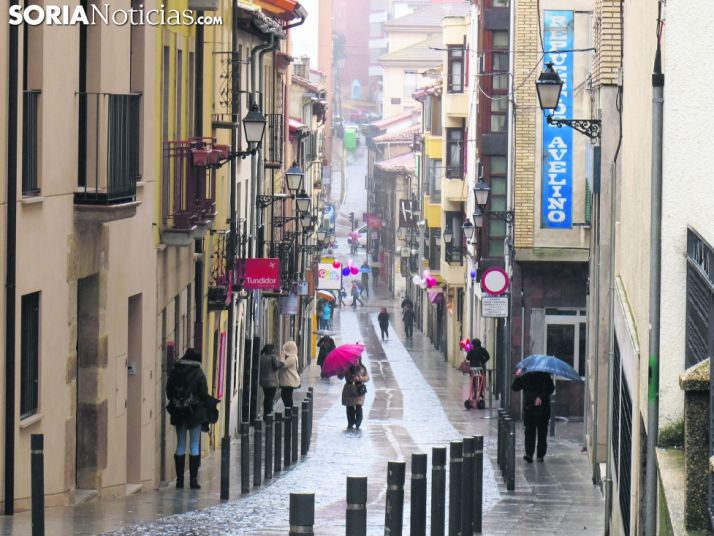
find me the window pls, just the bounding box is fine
[188,52,195,137]
[444,211,463,265]
[492,31,509,48]
[426,95,442,135]
[685,229,714,368]
[175,49,183,139]
[487,156,507,257]
[447,46,464,93]
[493,0,510,6]
[427,158,441,202]
[490,98,507,132]
[445,127,464,178]
[544,309,586,376]
[492,52,509,90]
[404,72,417,98]
[21,292,40,418]
[429,229,441,270]
[370,22,382,38]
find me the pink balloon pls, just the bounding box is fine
[422,270,431,279]
[333,260,341,268]
[426,277,437,289]
[350,266,359,275]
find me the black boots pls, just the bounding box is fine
[174,455,185,488]
[189,455,201,489]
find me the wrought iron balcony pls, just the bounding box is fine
[161,138,217,245]
[264,113,283,169]
[22,90,41,196]
[75,92,140,206]
[208,230,230,310]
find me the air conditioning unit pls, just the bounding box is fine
[189,0,219,10]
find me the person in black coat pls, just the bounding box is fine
[316,335,336,378]
[377,308,390,340]
[166,348,208,489]
[511,369,556,462]
[466,338,490,369]
[402,305,416,340]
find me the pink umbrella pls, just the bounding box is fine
[321,343,365,378]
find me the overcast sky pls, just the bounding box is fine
[290,0,320,65]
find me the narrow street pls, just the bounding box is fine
[0,137,603,534]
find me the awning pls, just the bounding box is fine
[236,0,259,13]
[375,152,415,174]
[254,0,307,21]
[289,117,307,132]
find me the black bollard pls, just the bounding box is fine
[430,447,447,536]
[507,418,515,491]
[461,438,475,536]
[31,434,44,536]
[497,410,505,475]
[384,461,406,536]
[301,400,309,457]
[253,420,262,487]
[473,436,483,534]
[284,410,292,468]
[240,422,250,494]
[448,442,463,536]
[265,414,274,480]
[346,476,368,536]
[410,453,427,536]
[274,412,283,473]
[292,406,299,463]
[289,492,315,536]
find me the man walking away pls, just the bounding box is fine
[361,261,370,298]
[377,308,390,340]
[511,369,555,463]
[351,283,363,309]
[402,304,415,340]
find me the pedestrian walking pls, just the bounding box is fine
[339,287,347,308]
[342,358,369,430]
[317,299,326,331]
[402,304,415,340]
[511,369,555,463]
[351,283,364,309]
[316,334,336,378]
[361,261,370,297]
[321,300,333,330]
[259,344,282,416]
[166,348,209,490]
[400,294,413,315]
[377,307,390,340]
[279,340,301,409]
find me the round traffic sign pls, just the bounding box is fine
[481,267,509,295]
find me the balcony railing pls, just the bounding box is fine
[208,230,230,310]
[162,137,217,232]
[267,240,294,292]
[264,113,283,169]
[445,244,464,265]
[75,92,140,204]
[22,90,41,196]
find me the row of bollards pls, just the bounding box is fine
[289,435,485,535]
[240,388,315,495]
[497,409,516,491]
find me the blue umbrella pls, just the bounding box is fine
[515,354,583,382]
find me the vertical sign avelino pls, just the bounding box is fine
[542,10,574,229]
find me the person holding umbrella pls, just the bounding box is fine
[342,357,369,431]
[360,261,370,298]
[511,368,555,462]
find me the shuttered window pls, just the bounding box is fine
[21,292,40,418]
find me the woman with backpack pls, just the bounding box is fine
[166,348,208,490]
[279,340,301,409]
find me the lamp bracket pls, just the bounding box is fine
[257,195,288,209]
[484,210,515,224]
[546,116,601,140]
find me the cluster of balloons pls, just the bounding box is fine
[411,270,438,289]
[459,338,473,353]
[332,259,360,277]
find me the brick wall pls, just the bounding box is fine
[592,0,622,87]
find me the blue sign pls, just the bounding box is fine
[542,11,574,229]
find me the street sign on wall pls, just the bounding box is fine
[482,296,509,318]
[480,267,509,296]
[398,199,417,228]
[317,263,342,290]
[241,258,280,290]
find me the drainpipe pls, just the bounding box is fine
[4,1,20,515]
[644,41,664,536]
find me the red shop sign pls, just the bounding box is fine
[241,258,281,290]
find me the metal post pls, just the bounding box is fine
[448,442,463,536]
[274,411,282,473]
[410,453,427,536]
[384,461,406,536]
[431,447,447,536]
[301,399,309,456]
[264,414,273,480]
[30,434,44,536]
[507,418,515,491]
[292,406,299,463]
[346,476,368,536]
[284,410,292,468]
[473,436,483,534]
[497,410,505,474]
[253,420,262,487]
[307,388,314,450]
[240,422,250,494]
[461,438,475,536]
[289,492,315,536]
[645,44,665,536]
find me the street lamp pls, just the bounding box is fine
[295,190,311,213]
[242,102,267,145]
[443,228,453,244]
[474,179,490,207]
[299,212,313,229]
[461,219,475,241]
[536,62,601,140]
[285,162,304,193]
[316,228,327,243]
